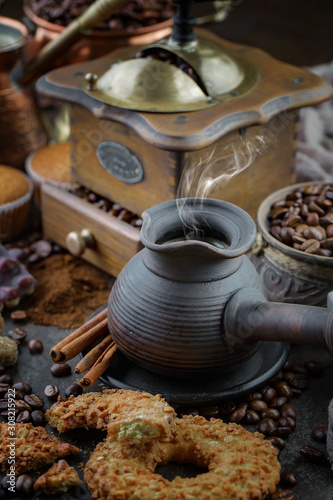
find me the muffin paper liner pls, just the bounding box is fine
[0,173,33,242]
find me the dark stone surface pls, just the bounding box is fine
[1,309,333,499]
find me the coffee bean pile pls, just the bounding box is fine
[69,186,143,229]
[28,0,176,31]
[268,184,333,257]
[0,376,46,427]
[177,359,328,499]
[135,48,206,93]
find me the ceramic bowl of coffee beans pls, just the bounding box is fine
[250,181,333,307]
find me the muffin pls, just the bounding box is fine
[25,142,75,207]
[0,165,33,242]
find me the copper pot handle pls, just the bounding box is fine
[195,0,231,26]
[18,0,130,86]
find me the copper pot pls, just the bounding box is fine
[0,16,47,169]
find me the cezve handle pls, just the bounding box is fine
[224,287,333,353]
[18,0,129,86]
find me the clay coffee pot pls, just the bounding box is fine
[108,198,333,378]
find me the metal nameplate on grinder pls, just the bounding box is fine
[97,142,143,184]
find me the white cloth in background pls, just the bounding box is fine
[295,62,333,466]
[296,60,333,182]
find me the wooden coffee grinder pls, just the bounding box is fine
[36,0,332,276]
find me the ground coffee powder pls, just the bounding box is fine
[25,254,114,329]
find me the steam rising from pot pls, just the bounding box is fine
[176,134,269,240]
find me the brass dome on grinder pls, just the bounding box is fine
[82,32,259,113]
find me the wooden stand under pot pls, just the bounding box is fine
[37,28,332,276]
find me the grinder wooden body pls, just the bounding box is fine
[37,29,332,275]
[37,30,332,219]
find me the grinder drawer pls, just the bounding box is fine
[41,183,143,277]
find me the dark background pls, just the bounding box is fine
[1,0,333,67]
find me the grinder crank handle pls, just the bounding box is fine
[171,0,231,43]
[224,287,333,354]
[18,0,130,86]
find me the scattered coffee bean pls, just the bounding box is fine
[274,381,293,399]
[30,410,46,426]
[280,472,298,487]
[65,383,83,399]
[269,436,286,450]
[312,426,327,443]
[300,444,325,462]
[28,339,43,354]
[50,363,72,377]
[0,366,5,376]
[31,240,53,258]
[200,406,219,419]
[269,426,293,438]
[291,387,302,397]
[44,384,59,401]
[304,360,322,376]
[288,374,308,390]
[16,474,34,495]
[0,374,13,385]
[24,394,44,410]
[280,404,297,419]
[250,400,268,413]
[290,364,307,375]
[244,392,262,402]
[1,409,19,418]
[244,409,261,424]
[258,418,276,435]
[1,475,11,491]
[0,399,8,411]
[12,382,32,394]
[282,371,294,383]
[278,416,296,430]
[270,397,288,409]
[7,327,27,342]
[261,408,280,420]
[10,310,27,322]
[15,400,32,412]
[260,385,277,403]
[229,407,246,423]
[16,410,31,423]
[219,401,237,417]
[0,383,10,396]
[5,389,25,400]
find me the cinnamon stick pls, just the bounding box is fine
[79,342,118,388]
[74,335,114,374]
[55,318,108,363]
[50,307,107,362]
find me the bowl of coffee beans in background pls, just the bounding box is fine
[23,0,231,67]
[23,0,177,67]
[250,182,333,308]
